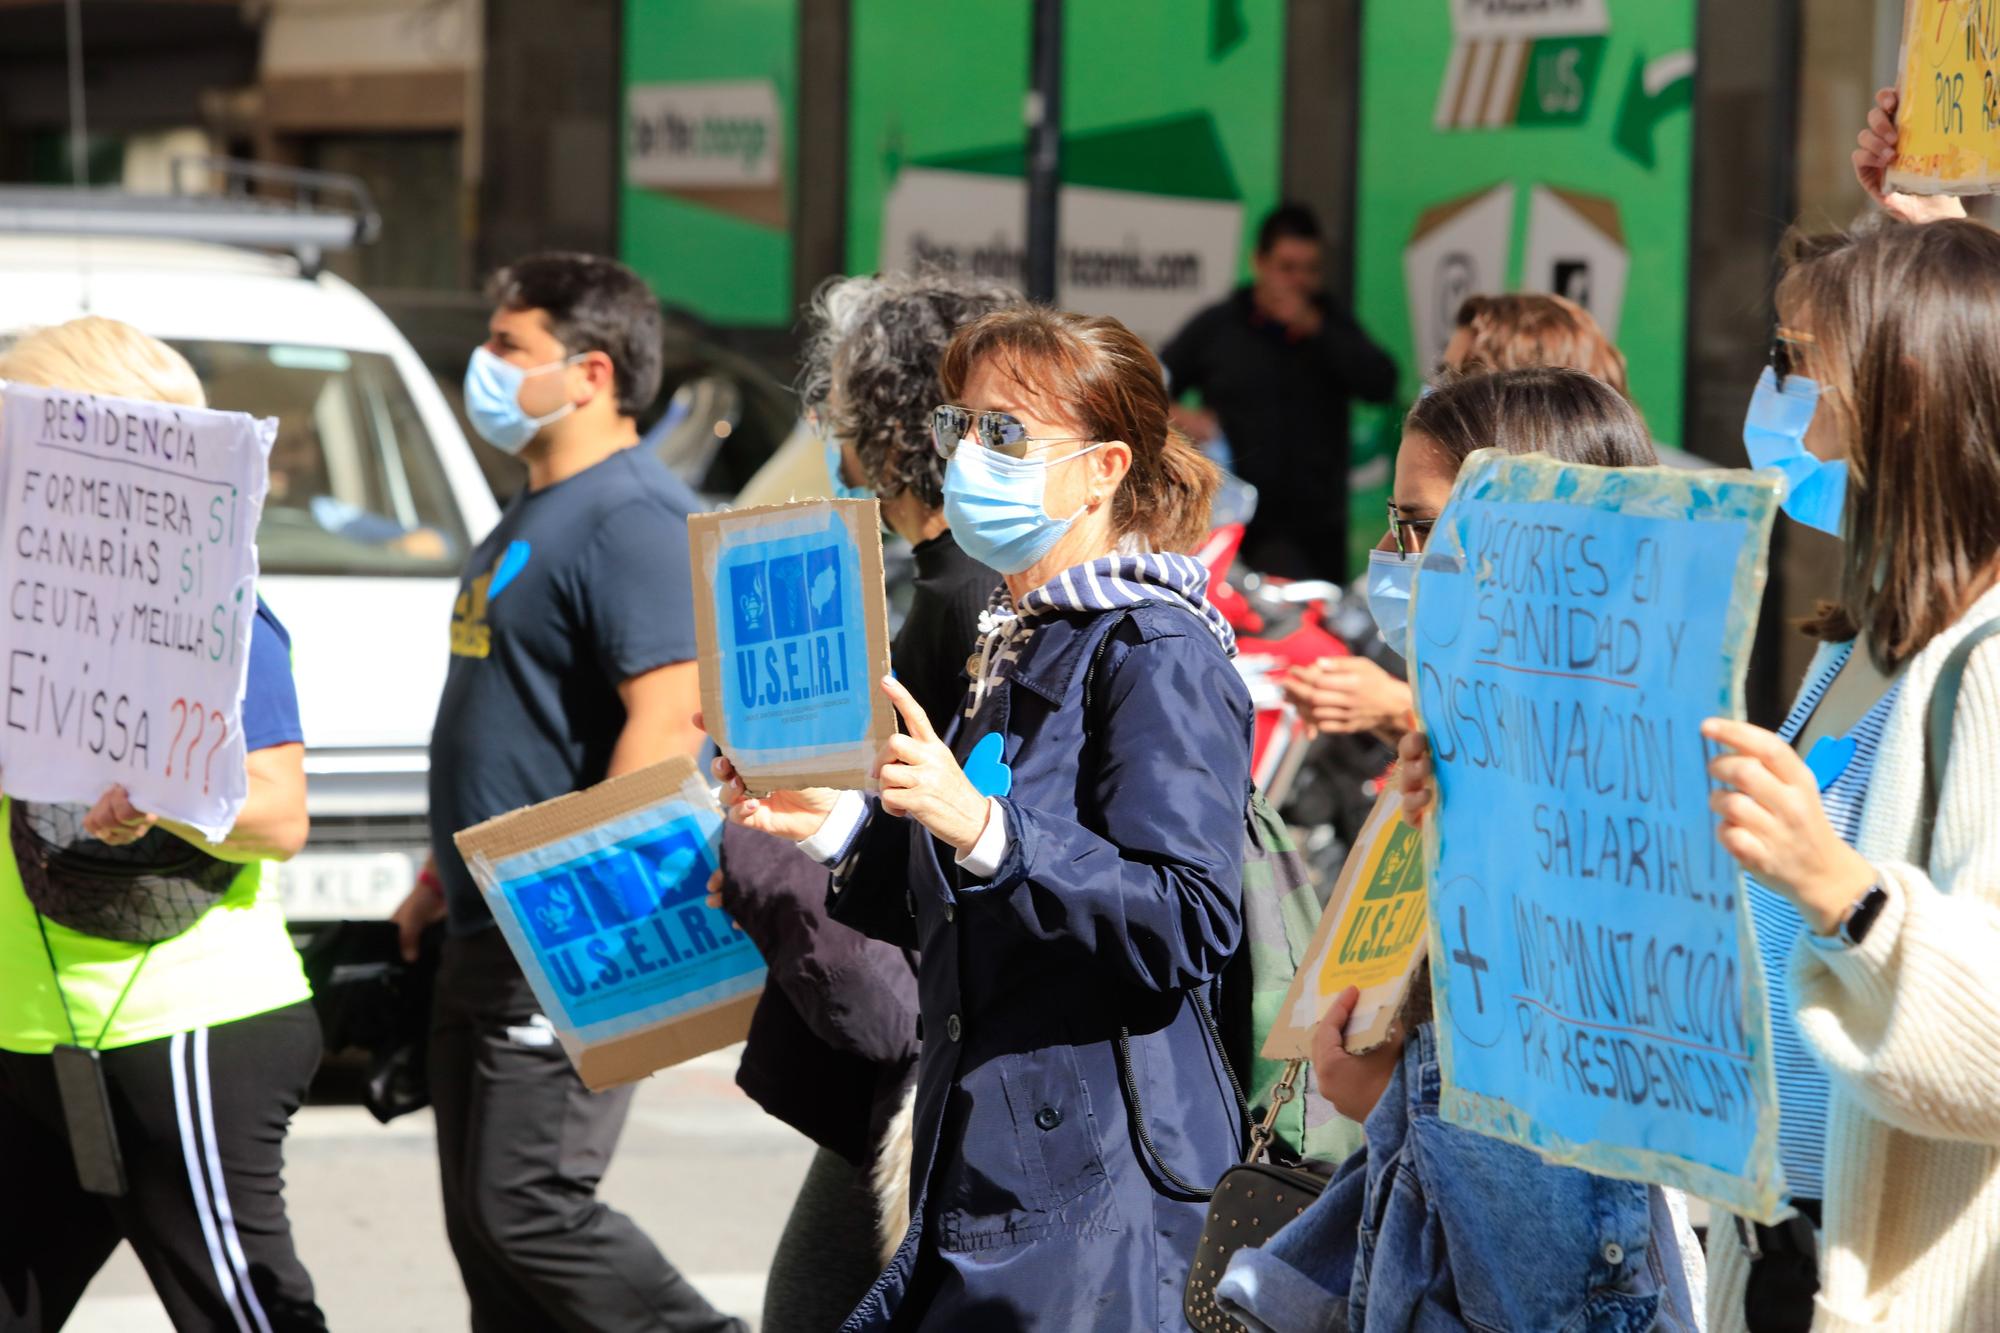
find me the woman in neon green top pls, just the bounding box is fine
[0,318,326,1331]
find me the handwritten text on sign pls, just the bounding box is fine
[0,384,273,839]
[1411,451,1787,1221]
[1888,0,2000,195]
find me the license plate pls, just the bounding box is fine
[273,851,419,921]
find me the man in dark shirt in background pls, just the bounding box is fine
[1161,203,1397,582]
[391,254,742,1333]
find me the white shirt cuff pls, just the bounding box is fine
[799,791,868,866]
[953,798,1009,879]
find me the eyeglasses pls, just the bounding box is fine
[931,404,1096,460]
[1387,502,1436,556]
[1768,326,1817,387]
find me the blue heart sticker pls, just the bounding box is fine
[487,540,532,601]
[1803,734,1857,793]
[964,732,1013,799]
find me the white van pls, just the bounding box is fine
[0,224,499,924]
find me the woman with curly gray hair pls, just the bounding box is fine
[800,269,1016,726]
[710,270,1013,1332]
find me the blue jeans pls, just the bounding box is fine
[1216,1024,1698,1332]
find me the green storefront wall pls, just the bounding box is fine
[1347,0,1697,571]
[844,0,1285,288]
[620,0,799,328]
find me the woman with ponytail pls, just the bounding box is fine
[703,307,1253,1329]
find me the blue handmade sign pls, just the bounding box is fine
[1409,450,1789,1223]
[692,500,894,791]
[457,757,764,1088]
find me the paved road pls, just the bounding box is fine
[70,1046,816,1332]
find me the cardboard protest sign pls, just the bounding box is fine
[0,382,272,840]
[1408,450,1789,1223]
[456,756,763,1091]
[1263,784,1428,1059]
[690,499,894,792]
[1886,0,2000,196]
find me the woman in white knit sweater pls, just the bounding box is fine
[1698,216,2000,1330]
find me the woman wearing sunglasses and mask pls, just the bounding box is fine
[1704,221,2000,1331]
[705,270,1013,1333]
[1398,221,2000,1331]
[1218,368,1702,1333]
[707,306,1251,1331]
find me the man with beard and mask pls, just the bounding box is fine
[389,253,741,1333]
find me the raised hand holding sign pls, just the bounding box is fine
[874,675,989,855]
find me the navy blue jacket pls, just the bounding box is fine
[831,601,1254,1331]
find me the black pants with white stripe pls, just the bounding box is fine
[0,1001,326,1332]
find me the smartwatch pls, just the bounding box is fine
[1836,882,1890,949]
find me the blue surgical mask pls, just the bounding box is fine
[821,431,873,502]
[1743,366,1847,537]
[463,346,584,454]
[942,440,1102,575]
[1365,548,1418,657]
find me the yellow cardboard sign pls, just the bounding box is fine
[1318,811,1426,993]
[1889,0,2000,195]
[1262,785,1428,1059]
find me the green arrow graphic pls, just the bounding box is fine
[1614,50,1695,169]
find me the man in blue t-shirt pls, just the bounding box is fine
[390,254,741,1333]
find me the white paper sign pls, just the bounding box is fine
[626,80,784,190]
[0,383,274,839]
[878,167,1242,345]
[1521,184,1630,340]
[1452,0,1609,41]
[1403,182,1517,376]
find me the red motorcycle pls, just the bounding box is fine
[1195,519,1346,805]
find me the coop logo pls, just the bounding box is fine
[729,544,852,710]
[512,828,735,1002]
[627,80,782,189]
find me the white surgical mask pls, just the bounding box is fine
[942,440,1101,575]
[1365,549,1419,657]
[463,346,585,454]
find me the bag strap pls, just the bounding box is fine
[1243,1058,1307,1166]
[34,913,153,1051]
[1920,618,2000,866]
[1079,606,1254,1199]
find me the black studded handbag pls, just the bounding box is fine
[1184,1061,1328,1332]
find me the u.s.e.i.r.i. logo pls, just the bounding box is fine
[511,827,733,1001]
[728,543,851,707]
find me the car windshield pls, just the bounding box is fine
[169,340,468,576]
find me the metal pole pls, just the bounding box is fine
[64,0,88,187]
[1024,0,1062,303]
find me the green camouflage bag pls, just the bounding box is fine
[1229,791,1364,1165]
